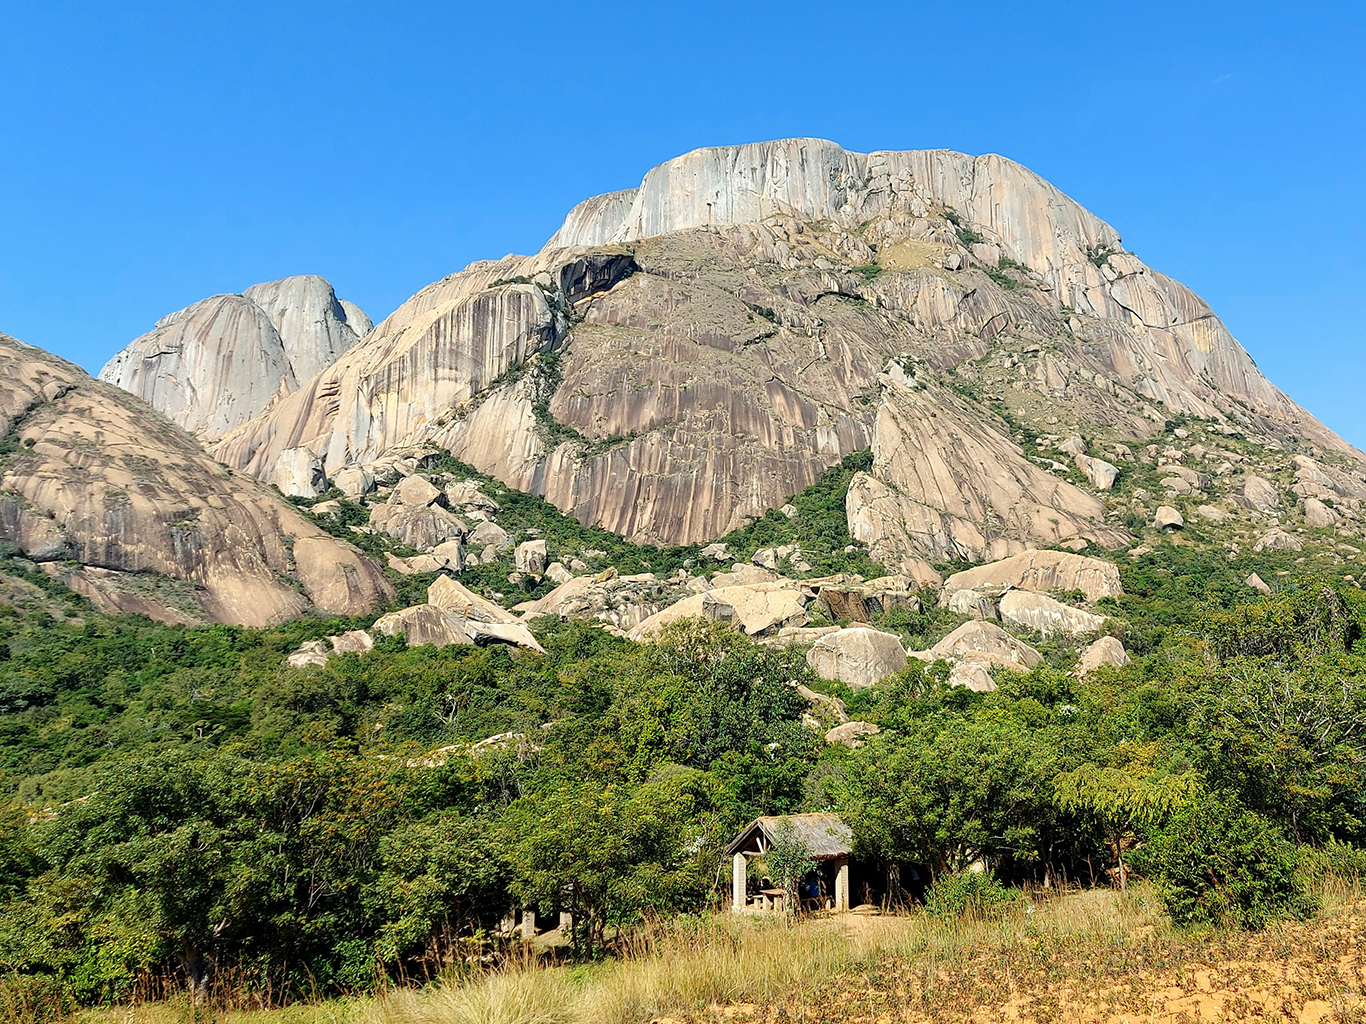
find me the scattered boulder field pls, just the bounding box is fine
[285,454,1135,718]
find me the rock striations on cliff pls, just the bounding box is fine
[99,275,370,441]
[201,139,1360,576]
[0,330,391,626]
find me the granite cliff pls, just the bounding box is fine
[0,330,391,626]
[186,139,1359,576]
[100,275,370,441]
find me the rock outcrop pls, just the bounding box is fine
[941,551,1123,603]
[1076,636,1130,675]
[926,620,1043,672]
[806,626,909,689]
[204,139,1362,562]
[998,590,1105,636]
[0,330,391,626]
[100,276,369,441]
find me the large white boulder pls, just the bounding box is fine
[1241,474,1282,513]
[515,539,548,575]
[274,446,327,498]
[927,620,1042,671]
[942,550,1122,603]
[806,627,909,689]
[1076,636,1130,675]
[998,590,1105,636]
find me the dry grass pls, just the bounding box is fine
[66,878,1366,1024]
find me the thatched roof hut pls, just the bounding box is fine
[723,813,853,860]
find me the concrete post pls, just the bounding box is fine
[558,910,573,931]
[732,852,747,913]
[834,857,850,912]
[520,907,537,940]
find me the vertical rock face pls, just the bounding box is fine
[0,330,391,626]
[205,139,1362,558]
[100,275,369,441]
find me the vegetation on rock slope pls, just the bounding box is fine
[0,444,1364,1011]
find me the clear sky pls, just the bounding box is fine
[2,1,1363,444]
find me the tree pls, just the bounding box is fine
[841,719,1054,879]
[1137,792,1316,929]
[764,818,816,912]
[1053,761,1199,892]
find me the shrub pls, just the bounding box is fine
[1298,839,1366,885]
[1138,792,1317,929]
[923,870,1019,920]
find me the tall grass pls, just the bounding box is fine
[64,874,1366,1024]
[357,888,1166,1024]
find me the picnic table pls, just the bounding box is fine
[758,887,787,912]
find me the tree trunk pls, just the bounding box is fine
[1113,827,1127,893]
[180,940,209,1005]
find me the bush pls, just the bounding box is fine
[1298,840,1366,885]
[1138,792,1317,929]
[923,871,1019,920]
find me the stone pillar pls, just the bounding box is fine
[733,852,747,913]
[558,910,573,931]
[520,907,537,941]
[834,857,850,912]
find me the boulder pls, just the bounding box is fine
[332,466,375,499]
[274,446,327,498]
[445,480,501,512]
[1254,528,1302,552]
[806,627,909,689]
[1304,497,1338,528]
[1196,505,1229,522]
[430,540,465,571]
[545,561,574,584]
[927,620,1042,671]
[1160,465,1213,490]
[712,563,778,587]
[998,590,1105,636]
[947,589,997,619]
[948,660,996,693]
[941,550,1122,603]
[824,721,881,748]
[468,520,511,552]
[1241,474,1282,513]
[701,542,730,561]
[1076,636,1130,675]
[1058,436,1087,456]
[816,578,921,622]
[287,639,331,669]
[370,501,467,551]
[701,584,808,635]
[1075,454,1119,491]
[1245,572,1272,595]
[1153,506,1184,530]
[629,581,810,639]
[464,618,546,654]
[515,539,548,575]
[751,547,779,570]
[330,630,375,655]
[373,604,472,648]
[515,571,682,631]
[396,474,443,507]
[429,575,520,624]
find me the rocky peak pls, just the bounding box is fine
[207,139,1362,569]
[0,329,391,626]
[100,275,369,441]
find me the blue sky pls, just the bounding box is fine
[2,1,1363,444]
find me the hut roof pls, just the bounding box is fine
[723,813,852,860]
